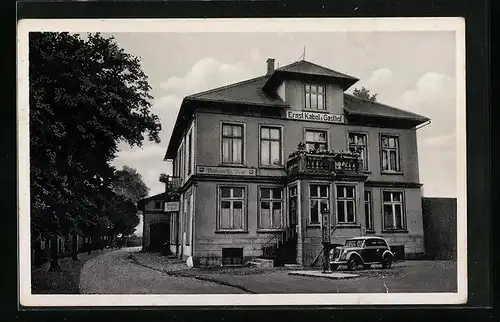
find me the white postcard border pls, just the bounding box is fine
[17,17,467,307]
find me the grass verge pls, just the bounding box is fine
[31,251,107,294]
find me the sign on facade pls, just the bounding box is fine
[164,201,180,212]
[196,166,256,176]
[321,211,331,244]
[286,110,344,124]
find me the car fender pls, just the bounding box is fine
[381,249,394,260]
[345,251,364,264]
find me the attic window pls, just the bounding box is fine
[305,84,325,110]
[154,201,163,210]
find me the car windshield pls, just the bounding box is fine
[345,239,364,247]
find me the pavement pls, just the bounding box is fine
[79,247,245,294]
[80,248,458,294]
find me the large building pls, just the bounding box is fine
[160,58,430,267]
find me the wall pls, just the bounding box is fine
[422,197,457,260]
[193,180,281,266]
[195,112,420,183]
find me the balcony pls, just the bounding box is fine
[286,145,367,180]
[159,174,183,197]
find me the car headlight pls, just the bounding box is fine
[340,250,347,260]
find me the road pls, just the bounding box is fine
[79,248,245,294]
[80,248,457,294]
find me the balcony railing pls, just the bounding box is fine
[286,150,362,176]
[159,174,183,194]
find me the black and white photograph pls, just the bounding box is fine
[17,18,467,306]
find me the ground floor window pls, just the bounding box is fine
[217,186,246,231]
[258,187,283,229]
[382,190,405,230]
[309,184,329,225]
[364,190,374,231]
[336,185,356,224]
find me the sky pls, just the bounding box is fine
[101,31,458,234]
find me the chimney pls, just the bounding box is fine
[266,58,275,75]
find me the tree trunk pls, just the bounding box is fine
[71,233,78,261]
[49,234,61,272]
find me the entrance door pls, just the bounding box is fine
[149,222,170,252]
[284,186,298,264]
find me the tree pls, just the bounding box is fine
[352,86,378,102]
[112,165,149,205]
[29,32,161,270]
[105,165,149,240]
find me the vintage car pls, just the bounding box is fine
[329,236,395,271]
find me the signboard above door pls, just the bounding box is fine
[164,201,180,212]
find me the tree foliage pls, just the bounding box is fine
[352,86,378,102]
[112,165,149,205]
[29,32,161,247]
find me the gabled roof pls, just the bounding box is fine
[185,75,289,107]
[263,60,359,92]
[344,94,430,124]
[136,192,166,211]
[277,59,359,82]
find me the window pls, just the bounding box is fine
[258,187,283,229]
[348,132,368,170]
[218,187,246,231]
[382,191,405,230]
[305,84,326,110]
[364,190,373,231]
[154,200,163,210]
[260,126,282,166]
[187,132,192,175]
[336,185,356,224]
[305,130,328,151]
[309,184,329,225]
[381,135,400,172]
[222,124,244,164]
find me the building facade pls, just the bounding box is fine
[163,58,430,267]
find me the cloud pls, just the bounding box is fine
[159,53,263,98]
[112,50,264,197]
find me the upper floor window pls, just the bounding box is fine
[258,187,283,230]
[381,135,400,172]
[348,132,368,171]
[336,185,356,224]
[305,84,326,110]
[382,191,405,231]
[218,186,246,231]
[222,123,244,164]
[260,126,282,166]
[309,184,329,225]
[154,200,163,210]
[305,129,327,151]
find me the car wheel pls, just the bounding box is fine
[363,264,371,269]
[382,255,393,269]
[347,258,359,271]
[330,264,338,271]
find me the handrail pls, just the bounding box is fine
[261,226,296,254]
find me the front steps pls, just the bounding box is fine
[248,258,274,268]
